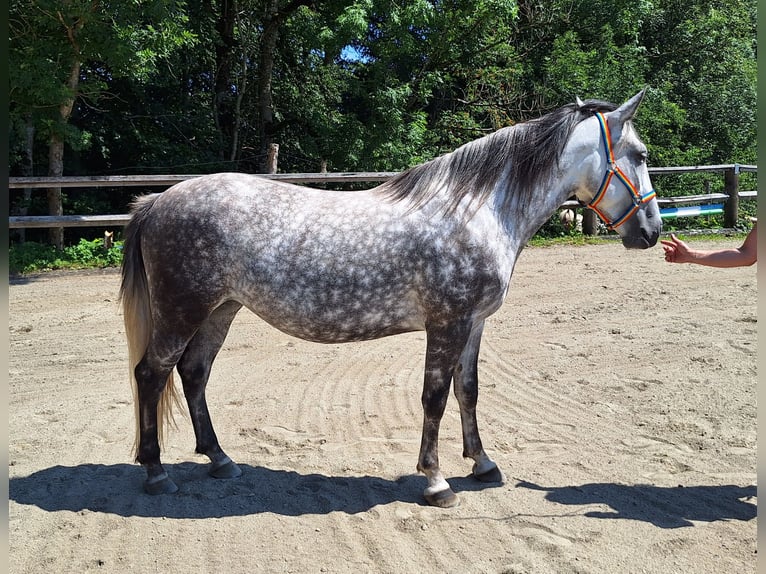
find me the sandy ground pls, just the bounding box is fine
[8,240,757,574]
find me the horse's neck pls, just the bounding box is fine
[491,172,574,251]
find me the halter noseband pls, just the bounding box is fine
[585,112,656,230]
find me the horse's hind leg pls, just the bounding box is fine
[135,339,190,495]
[453,321,504,484]
[176,300,243,479]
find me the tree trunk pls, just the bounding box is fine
[256,0,313,173]
[45,14,84,248]
[47,135,65,249]
[46,57,80,249]
[257,1,280,173]
[230,42,248,164]
[212,0,238,163]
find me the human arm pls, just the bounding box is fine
[661,223,757,268]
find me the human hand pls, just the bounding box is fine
[661,233,692,263]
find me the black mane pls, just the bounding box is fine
[377,99,619,216]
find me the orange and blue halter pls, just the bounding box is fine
[586,112,656,230]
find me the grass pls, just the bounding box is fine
[526,234,613,248]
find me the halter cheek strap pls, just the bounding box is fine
[586,112,656,230]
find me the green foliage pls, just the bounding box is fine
[7,0,758,245]
[10,238,123,274]
[9,0,197,170]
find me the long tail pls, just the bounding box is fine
[118,194,182,459]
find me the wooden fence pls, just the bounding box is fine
[8,164,757,235]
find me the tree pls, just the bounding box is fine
[9,0,194,247]
[641,0,757,164]
[322,0,521,169]
[8,0,757,244]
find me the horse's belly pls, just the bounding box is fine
[238,280,426,343]
[247,299,426,343]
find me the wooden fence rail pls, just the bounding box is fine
[9,164,757,233]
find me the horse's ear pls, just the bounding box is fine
[575,96,585,108]
[604,89,646,141]
[609,89,646,124]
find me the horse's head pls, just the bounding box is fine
[571,90,662,249]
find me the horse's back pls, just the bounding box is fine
[135,173,431,341]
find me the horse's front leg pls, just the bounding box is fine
[453,320,504,484]
[417,322,471,508]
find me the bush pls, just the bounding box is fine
[10,238,123,274]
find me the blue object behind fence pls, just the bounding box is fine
[660,203,724,219]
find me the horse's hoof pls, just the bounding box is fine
[473,465,505,484]
[424,488,460,508]
[144,473,178,495]
[209,458,242,479]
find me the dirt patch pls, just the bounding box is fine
[9,241,756,573]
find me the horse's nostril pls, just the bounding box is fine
[644,227,660,247]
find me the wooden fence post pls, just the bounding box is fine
[582,208,598,236]
[723,165,739,228]
[266,143,279,174]
[47,185,64,250]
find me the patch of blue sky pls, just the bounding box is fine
[341,45,371,63]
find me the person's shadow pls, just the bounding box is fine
[515,480,756,528]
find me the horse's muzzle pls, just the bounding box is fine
[621,227,660,249]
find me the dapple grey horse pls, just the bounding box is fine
[120,90,660,507]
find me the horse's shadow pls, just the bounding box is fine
[516,480,757,528]
[9,463,757,526]
[8,462,497,519]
